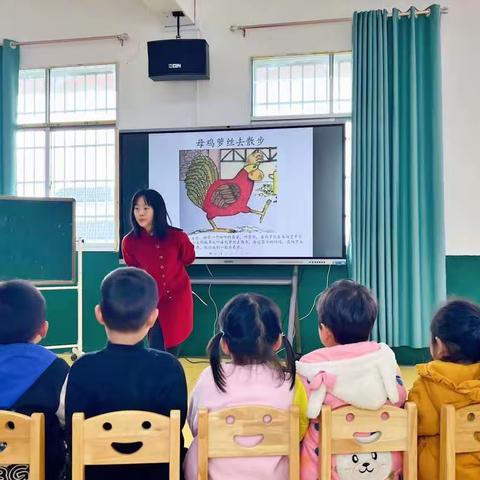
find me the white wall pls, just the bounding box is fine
[2,0,479,254]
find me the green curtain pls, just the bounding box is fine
[350,5,446,347]
[0,39,19,195]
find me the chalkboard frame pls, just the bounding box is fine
[0,196,76,285]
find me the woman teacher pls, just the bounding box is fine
[121,189,195,355]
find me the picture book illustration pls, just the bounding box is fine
[148,127,313,258]
[180,147,278,235]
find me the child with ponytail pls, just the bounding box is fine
[183,293,308,480]
[408,299,480,480]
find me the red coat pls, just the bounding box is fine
[121,227,195,348]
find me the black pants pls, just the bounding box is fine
[148,321,181,356]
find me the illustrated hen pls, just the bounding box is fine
[185,151,271,232]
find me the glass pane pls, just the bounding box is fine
[253,66,266,113]
[267,67,279,104]
[333,53,353,114]
[17,69,46,124]
[23,183,35,196]
[291,65,303,103]
[303,64,315,102]
[252,54,330,118]
[15,129,46,196]
[24,149,34,181]
[34,182,46,196]
[50,65,116,123]
[16,149,24,182]
[315,63,329,103]
[49,127,116,244]
[279,66,290,103]
[303,102,315,115]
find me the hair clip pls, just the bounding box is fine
[220,330,230,339]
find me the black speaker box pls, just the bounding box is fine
[147,39,209,81]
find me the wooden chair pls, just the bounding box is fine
[198,404,300,480]
[72,410,181,480]
[440,404,480,480]
[319,402,417,480]
[0,410,45,480]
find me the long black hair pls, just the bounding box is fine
[130,189,171,239]
[207,293,296,393]
[431,299,480,364]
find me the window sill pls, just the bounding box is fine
[250,114,351,123]
[78,243,117,252]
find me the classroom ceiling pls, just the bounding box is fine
[141,0,195,25]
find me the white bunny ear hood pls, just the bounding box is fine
[296,343,400,419]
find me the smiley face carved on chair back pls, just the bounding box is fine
[80,411,175,465]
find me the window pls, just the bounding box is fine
[252,52,352,248]
[252,52,352,119]
[16,64,117,248]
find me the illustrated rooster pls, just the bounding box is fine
[185,150,271,232]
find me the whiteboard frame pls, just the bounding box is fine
[119,121,346,265]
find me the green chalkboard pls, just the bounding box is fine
[0,196,76,285]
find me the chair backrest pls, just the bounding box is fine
[319,402,417,480]
[440,403,480,480]
[197,404,300,480]
[0,410,45,480]
[72,410,181,480]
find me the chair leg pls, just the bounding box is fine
[170,410,181,480]
[319,406,332,480]
[198,409,209,480]
[72,414,85,480]
[289,406,300,480]
[30,413,45,480]
[440,405,456,480]
[403,402,418,480]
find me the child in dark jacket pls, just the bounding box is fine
[65,267,188,480]
[0,280,69,480]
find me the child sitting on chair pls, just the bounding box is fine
[65,267,188,480]
[0,280,69,480]
[408,299,480,480]
[184,293,309,480]
[297,280,407,480]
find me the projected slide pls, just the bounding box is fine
[149,128,313,258]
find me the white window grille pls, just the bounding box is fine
[252,52,352,119]
[16,64,117,248]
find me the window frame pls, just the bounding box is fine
[250,52,352,248]
[16,62,119,251]
[250,51,352,122]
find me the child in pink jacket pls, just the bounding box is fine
[297,280,407,480]
[184,293,308,480]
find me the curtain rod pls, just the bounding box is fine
[9,33,129,48]
[230,6,448,36]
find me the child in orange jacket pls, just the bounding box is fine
[408,300,480,480]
